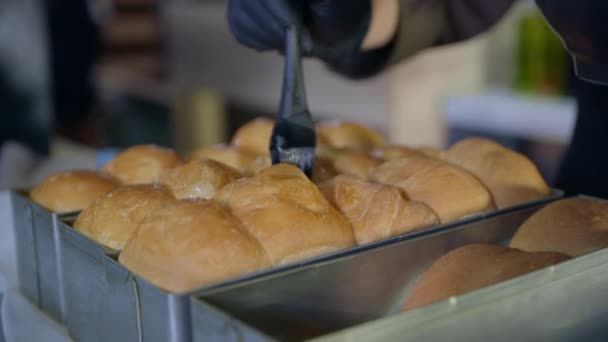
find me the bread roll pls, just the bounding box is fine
[371,145,425,161]
[319,176,439,244]
[214,164,356,265]
[119,200,271,293]
[445,138,550,208]
[30,170,120,213]
[102,145,183,185]
[415,146,445,160]
[189,144,270,176]
[318,148,382,179]
[403,244,569,311]
[317,121,385,152]
[370,155,495,223]
[372,145,444,161]
[231,117,274,155]
[159,159,240,200]
[311,157,340,184]
[190,144,338,182]
[73,184,175,250]
[510,198,608,257]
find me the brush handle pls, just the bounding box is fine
[278,25,309,119]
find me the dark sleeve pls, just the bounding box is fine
[47,0,100,127]
[555,79,608,198]
[387,0,517,65]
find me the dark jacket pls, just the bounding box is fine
[391,0,608,198]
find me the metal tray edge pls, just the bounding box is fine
[311,245,608,342]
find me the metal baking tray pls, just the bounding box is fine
[9,189,562,342]
[10,191,66,323]
[313,243,608,342]
[58,221,139,342]
[192,193,565,341]
[9,188,192,342]
[9,188,251,342]
[130,275,192,342]
[8,190,138,341]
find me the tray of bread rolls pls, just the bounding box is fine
[9,117,566,342]
[191,196,608,341]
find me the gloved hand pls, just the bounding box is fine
[228,0,383,77]
[535,0,608,85]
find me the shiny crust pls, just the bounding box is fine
[214,164,356,265]
[403,244,570,311]
[160,159,241,200]
[317,147,383,179]
[415,146,445,160]
[189,144,270,176]
[30,170,120,213]
[73,184,175,250]
[119,200,270,293]
[371,145,445,161]
[370,154,495,223]
[319,175,439,244]
[102,145,183,185]
[445,137,550,209]
[317,120,386,152]
[311,157,340,184]
[230,117,274,155]
[371,145,424,161]
[510,198,608,257]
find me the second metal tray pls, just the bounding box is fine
[314,242,608,342]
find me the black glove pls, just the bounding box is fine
[228,0,392,78]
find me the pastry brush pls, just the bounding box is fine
[269,20,316,177]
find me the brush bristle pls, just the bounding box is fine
[271,147,315,177]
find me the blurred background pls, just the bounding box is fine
[0,0,576,189]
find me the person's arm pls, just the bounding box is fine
[227,0,516,78]
[357,0,517,72]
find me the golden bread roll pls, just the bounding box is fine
[370,155,495,223]
[510,198,608,257]
[73,184,175,250]
[415,146,445,159]
[317,121,385,152]
[119,200,271,293]
[318,148,382,179]
[102,145,183,185]
[30,170,120,214]
[371,145,444,161]
[445,138,550,208]
[311,157,341,184]
[189,144,270,176]
[214,164,356,265]
[231,117,274,155]
[371,145,424,161]
[159,159,240,200]
[248,154,272,174]
[191,143,335,181]
[319,176,439,244]
[403,244,569,311]
[331,152,381,179]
